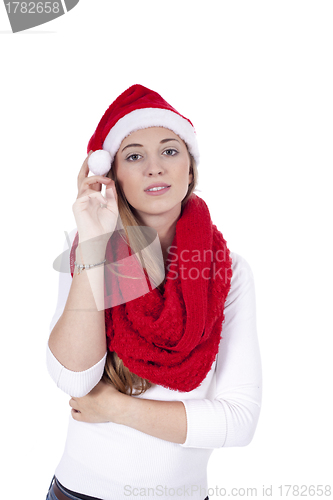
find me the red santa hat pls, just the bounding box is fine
[87,84,200,176]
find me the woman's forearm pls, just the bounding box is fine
[48,242,107,371]
[117,393,187,444]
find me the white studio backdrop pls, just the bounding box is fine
[0,1,332,498]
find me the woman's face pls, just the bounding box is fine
[113,127,193,222]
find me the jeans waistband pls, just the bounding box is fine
[47,475,209,500]
[47,476,102,500]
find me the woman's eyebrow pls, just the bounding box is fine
[121,138,180,152]
[160,138,180,144]
[121,143,143,152]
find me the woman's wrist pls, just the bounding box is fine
[75,241,107,266]
[107,386,132,425]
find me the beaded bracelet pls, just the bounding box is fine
[74,259,106,275]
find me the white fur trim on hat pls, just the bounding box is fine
[102,108,200,165]
[88,150,112,176]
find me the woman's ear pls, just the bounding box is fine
[107,161,116,180]
[188,164,194,185]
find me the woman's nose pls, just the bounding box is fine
[145,157,164,176]
[148,168,163,176]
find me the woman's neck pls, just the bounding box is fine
[157,219,178,263]
[135,205,181,262]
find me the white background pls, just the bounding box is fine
[0,1,332,498]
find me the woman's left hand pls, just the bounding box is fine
[69,380,125,424]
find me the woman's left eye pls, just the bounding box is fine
[163,149,178,156]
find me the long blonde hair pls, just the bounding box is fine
[102,146,199,395]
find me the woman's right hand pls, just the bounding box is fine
[72,152,119,246]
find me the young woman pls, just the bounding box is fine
[46,84,262,500]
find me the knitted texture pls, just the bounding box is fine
[70,194,232,392]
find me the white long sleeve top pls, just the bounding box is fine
[47,228,262,500]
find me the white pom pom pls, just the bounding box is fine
[88,150,112,176]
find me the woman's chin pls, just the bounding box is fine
[132,199,182,220]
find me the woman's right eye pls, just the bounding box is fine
[126,154,142,162]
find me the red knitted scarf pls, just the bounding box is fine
[70,194,232,392]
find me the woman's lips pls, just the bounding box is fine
[144,186,171,196]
